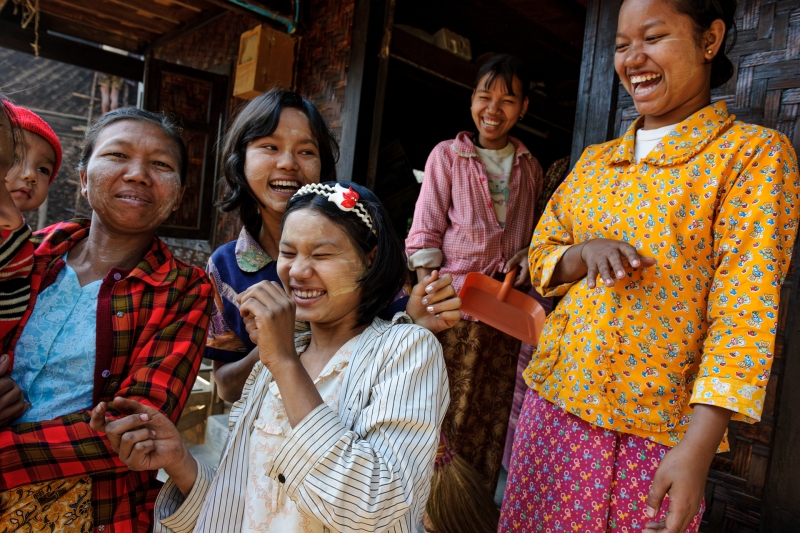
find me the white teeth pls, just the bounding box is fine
[630,73,662,84]
[294,289,324,299]
[272,180,300,188]
[484,119,500,126]
[120,196,146,201]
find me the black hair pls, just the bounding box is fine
[219,88,340,239]
[669,0,737,89]
[281,181,406,327]
[474,54,531,98]
[77,107,188,184]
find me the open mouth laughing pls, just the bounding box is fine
[269,179,302,195]
[630,72,662,96]
[292,287,326,304]
[481,116,504,132]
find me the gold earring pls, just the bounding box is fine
[707,49,713,55]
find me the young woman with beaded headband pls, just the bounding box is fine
[92,181,450,533]
[499,1,800,532]
[207,89,461,404]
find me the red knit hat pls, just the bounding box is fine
[6,102,62,184]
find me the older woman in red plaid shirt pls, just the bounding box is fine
[0,107,212,533]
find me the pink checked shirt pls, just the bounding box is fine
[406,132,543,320]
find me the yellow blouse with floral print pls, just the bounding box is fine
[524,101,800,449]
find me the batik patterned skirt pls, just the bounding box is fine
[436,320,522,490]
[0,476,93,533]
[499,389,704,532]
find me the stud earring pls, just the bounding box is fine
[707,49,713,55]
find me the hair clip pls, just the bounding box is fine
[293,183,377,235]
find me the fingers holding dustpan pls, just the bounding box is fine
[497,267,517,302]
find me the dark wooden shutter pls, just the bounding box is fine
[144,58,228,240]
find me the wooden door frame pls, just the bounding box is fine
[338,0,395,190]
[144,57,228,241]
[570,0,619,165]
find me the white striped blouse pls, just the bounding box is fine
[154,314,450,533]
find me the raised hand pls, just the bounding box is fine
[504,247,531,287]
[580,238,656,288]
[550,238,656,289]
[0,353,29,428]
[90,397,198,496]
[406,270,461,333]
[238,281,297,369]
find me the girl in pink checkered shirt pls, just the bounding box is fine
[406,54,543,532]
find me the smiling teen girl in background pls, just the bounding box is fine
[498,1,800,532]
[406,55,543,532]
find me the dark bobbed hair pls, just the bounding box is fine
[77,107,188,184]
[219,89,340,239]
[281,181,406,327]
[671,0,737,88]
[621,0,738,89]
[474,54,531,99]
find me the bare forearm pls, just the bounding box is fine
[212,348,260,402]
[269,359,324,428]
[548,243,588,287]
[682,404,732,461]
[165,448,199,497]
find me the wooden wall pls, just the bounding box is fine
[294,0,356,140]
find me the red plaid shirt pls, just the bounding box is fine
[0,219,212,532]
[405,132,543,319]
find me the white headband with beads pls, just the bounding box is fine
[293,183,377,235]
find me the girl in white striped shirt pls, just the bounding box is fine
[91,181,450,533]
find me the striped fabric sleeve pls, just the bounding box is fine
[0,223,33,342]
[156,461,217,533]
[268,325,449,532]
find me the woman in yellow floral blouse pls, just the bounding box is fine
[499,1,800,533]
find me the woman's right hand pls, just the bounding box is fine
[550,238,656,289]
[90,397,199,496]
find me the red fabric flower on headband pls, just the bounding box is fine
[329,184,360,211]
[341,187,358,208]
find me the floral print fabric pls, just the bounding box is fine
[499,389,703,533]
[11,258,100,424]
[524,101,800,448]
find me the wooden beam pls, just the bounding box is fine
[146,8,227,51]
[39,12,146,52]
[162,0,205,13]
[47,0,176,34]
[201,0,287,31]
[37,0,160,42]
[570,0,620,164]
[96,0,216,23]
[0,18,144,80]
[102,0,186,25]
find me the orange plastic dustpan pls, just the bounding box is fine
[458,267,546,345]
